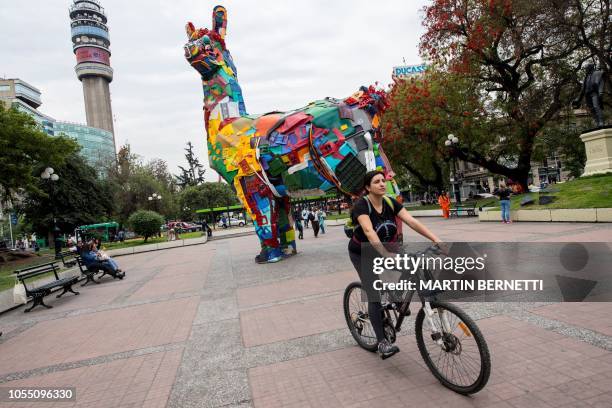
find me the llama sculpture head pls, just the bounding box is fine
[184,6,246,118]
[184,6,232,79]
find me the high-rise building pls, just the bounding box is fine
[69,0,115,150]
[0,78,115,165]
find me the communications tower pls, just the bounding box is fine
[69,0,115,145]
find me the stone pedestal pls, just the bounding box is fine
[580,126,612,176]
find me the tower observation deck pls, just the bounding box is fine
[69,0,115,143]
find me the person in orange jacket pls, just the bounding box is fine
[438,191,451,219]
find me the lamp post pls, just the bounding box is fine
[148,193,162,212]
[41,167,60,256]
[445,134,462,204]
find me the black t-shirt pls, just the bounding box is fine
[495,188,511,200]
[348,196,402,254]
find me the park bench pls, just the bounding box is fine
[449,202,477,217]
[75,255,103,286]
[57,250,78,268]
[75,255,124,285]
[14,262,79,313]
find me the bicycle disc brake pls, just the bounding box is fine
[384,320,397,343]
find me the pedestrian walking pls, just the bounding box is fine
[317,208,326,234]
[293,208,304,239]
[302,208,310,228]
[309,209,319,237]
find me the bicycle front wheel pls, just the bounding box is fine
[343,281,378,352]
[415,301,490,394]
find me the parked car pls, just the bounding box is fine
[166,221,201,232]
[218,218,246,228]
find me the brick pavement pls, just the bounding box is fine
[249,315,612,408]
[0,218,610,407]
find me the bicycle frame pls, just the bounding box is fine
[387,254,451,348]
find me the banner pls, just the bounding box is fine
[75,47,110,65]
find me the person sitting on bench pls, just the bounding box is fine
[81,241,125,279]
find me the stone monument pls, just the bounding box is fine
[580,126,612,176]
[573,64,611,176]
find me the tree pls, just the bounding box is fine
[128,210,164,242]
[20,153,115,237]
[178,182,239,220]
[0,105,79,203]
[146,158,177,193]
[176,141,206,188]
[547,0,611,79]
[102,145,179,224]
[383,71,486,191]
[420,0,588,189]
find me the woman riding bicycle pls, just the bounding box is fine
[348,170,442,359]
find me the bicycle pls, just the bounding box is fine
[343,245,491,395]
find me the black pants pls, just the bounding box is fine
[312,220,320,237]
[348,248,385,343]
[295,221,303,239]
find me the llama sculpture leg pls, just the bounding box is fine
[276,196,296,255]
[235,174,284,263]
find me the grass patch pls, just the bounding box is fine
[488,174,612,210]
[100,231,204,250]
[406,198,498,211]
[326,212,350,220]
[0,250,57,292]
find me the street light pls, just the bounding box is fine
[445,134,462,204]
[148,192,162,211]
[41,168,60,256]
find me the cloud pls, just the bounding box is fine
[1,0,429,181]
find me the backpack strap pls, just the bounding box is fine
[363,196,373,215]
[382,196,394,212]
[365,195,395,214]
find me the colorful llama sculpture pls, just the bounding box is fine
[184,6,401,263]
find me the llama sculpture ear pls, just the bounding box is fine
[185,22,196,39]
[212,5,227,39]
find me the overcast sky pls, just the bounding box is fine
[1,0,429,181]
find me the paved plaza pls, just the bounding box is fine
[0,218,611,408]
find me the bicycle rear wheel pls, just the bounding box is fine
[343,281,378,352]
[415,301,490,394]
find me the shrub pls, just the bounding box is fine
[128,210,164,242]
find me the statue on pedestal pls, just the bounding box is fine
[573,64,607,128]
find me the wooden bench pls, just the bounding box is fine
[449,202,478,217]
[14,262,79,312]
[57,250,78,268]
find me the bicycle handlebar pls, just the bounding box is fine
[397,243,444,258]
